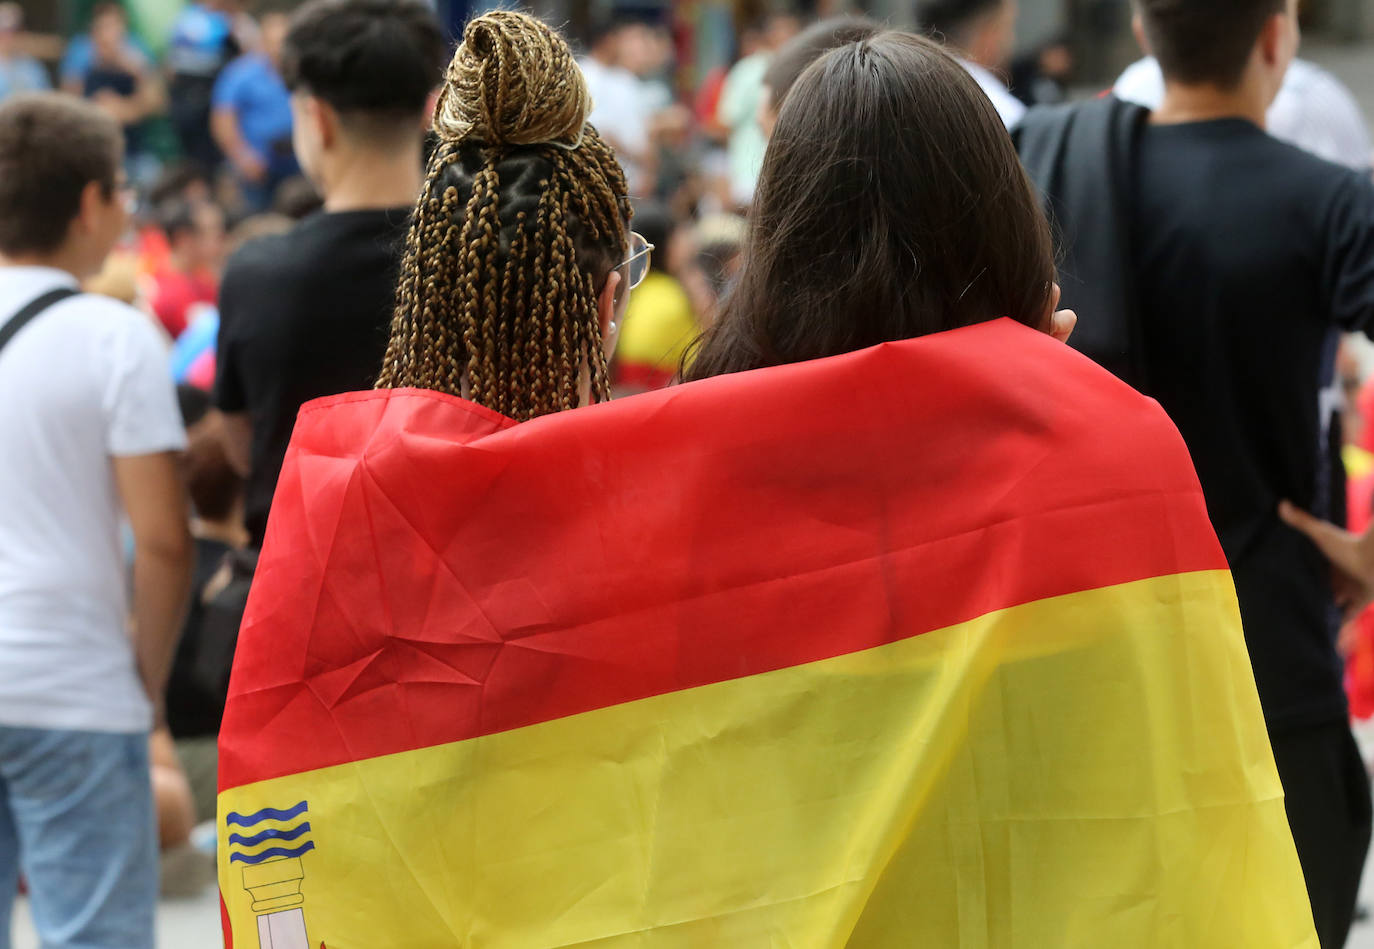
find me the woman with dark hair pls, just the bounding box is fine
[689,31,1072,382]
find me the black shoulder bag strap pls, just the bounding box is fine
[0,287,80,360]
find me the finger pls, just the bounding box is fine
[1279,500,1353,552]
[1050,309,1077,345]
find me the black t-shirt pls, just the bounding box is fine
[215,209,409,547]
[1131,118,1374,730]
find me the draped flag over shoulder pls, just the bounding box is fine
[218,318,1316,948]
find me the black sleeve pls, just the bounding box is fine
[1322,170,1374,333]
[214,255,249,414]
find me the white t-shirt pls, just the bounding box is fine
[0,266,186,733]
[960,58,1027,130]
[580,55,650,192]
[1114,56,1373,173]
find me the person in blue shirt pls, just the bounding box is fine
[0,4,49,102]
[211,12,295,211]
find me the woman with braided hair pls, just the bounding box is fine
[376,10,651,421]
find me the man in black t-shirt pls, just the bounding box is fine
[214,0,444,550]
[1017,0,1374,944]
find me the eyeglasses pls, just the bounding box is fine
[620,232,654,292]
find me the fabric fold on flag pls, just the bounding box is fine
[218,318,1316,947]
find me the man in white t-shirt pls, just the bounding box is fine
[916,0,1026,129]
[1115,55,1373,172]
[0,94,191,948]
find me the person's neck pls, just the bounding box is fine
[320,143,423,214]
[1153,79,1268,128]
[0,249,91,282]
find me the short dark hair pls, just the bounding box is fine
[587,13,637,50]
[156,198,198,242]
[0,94,122,256]
[90,2,126,25]
[763,16,880,109]
[1137,0,1286,88]
[914,0,1004,44]
[281,0,445,127]
[148,160,211,207]
[686,32,1056,381]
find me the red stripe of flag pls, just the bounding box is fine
[220,321,1225,790]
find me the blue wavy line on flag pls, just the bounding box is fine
[228,841,316,865]
[225,801,308,827]
[227,822,312,848]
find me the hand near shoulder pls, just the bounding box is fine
[1279,500,1374,622]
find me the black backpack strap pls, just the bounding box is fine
[0,287,79,360]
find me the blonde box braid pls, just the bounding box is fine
[377,11,631,421]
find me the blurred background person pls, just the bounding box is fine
[60,3,149,98]
[916,0,1025,127]
[757,15,881,140]
[164,387,245,827]
[715,11,797,208]
[79,3,165,186]
[680,211,746,331]
[149,198,224,339]
[0,4,48,102]
[167,0,246,170]
[211,11,295,211]
[614,201,696,393]
[580,15,654,194]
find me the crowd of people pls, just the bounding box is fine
[0,0,1372,944]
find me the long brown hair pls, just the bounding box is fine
[685,32,1055,382]
[376,11,631,421]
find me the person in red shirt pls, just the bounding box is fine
[149,198,224,338]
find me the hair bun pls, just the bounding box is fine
[433,11,589,148]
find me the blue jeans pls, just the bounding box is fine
[0,727,155,949]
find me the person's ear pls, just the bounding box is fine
[314,97,338,151]
[1132,13,1148,54]
[73,179,109,239]
[1258,1,1300,73]
[598,269,623,359]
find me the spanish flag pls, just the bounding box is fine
[218,319,1315,947]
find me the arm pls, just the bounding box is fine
[211,106,266,182]
[130,60,167,119]
[1279,501,1374,621]
[219,410,253,478]
[114,451,193,722]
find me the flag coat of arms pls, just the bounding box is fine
[218,318,1316,947]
